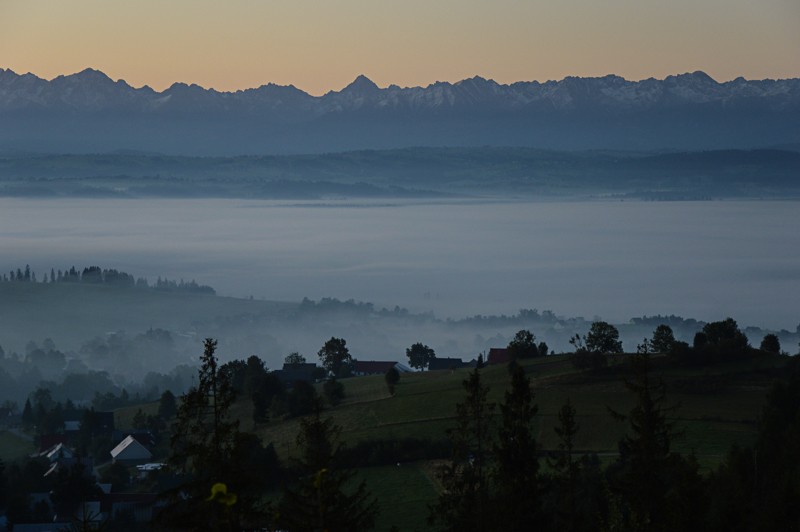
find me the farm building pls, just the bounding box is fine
[110,435,152,465]
[351,360,412,376]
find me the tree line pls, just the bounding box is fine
[1,264,214,294]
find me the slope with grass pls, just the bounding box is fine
[250,353,785,530]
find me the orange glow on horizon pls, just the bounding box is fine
[0,0,798,96]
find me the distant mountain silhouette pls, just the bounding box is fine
[0,69,798,155]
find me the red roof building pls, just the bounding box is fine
[487,348,511,365]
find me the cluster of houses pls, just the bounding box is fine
[5,413,163,531]
[272,348,510,386]
[2,349,510,530]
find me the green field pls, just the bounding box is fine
[257,355,780,461]
[0,430,36,462]
[111,353,785,530]
[243,354,785,529]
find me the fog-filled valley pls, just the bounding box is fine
[1,197,798,407]
[1,63,800,531]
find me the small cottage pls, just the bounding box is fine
[110,435,152,465]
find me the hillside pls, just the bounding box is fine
[256,354,784,466]
[1,147,799,199]
[0,281,296,358]
[1,277,796,382]
[234,353,786,530]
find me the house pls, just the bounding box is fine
[487,348,511,365]
[428,357,470,371]
[43,456,95,479]
[38,442,74,463]
[110,435,153,465]
[351,360,412,376]
[274,362,319,387]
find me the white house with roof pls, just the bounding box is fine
[110,435,152,465]
[37,443,74,463]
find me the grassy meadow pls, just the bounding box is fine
[254,354,783,465]
[0,430,35,462]
[242,353,784,530]
[105,352,786,531]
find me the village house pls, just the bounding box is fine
[110,434,153,465]
[351,360,412,376]
[487,347,511,365]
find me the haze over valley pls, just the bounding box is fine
[2,1,800,529]
[1,70,798,394]
[1,196,798,399]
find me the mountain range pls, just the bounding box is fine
[1,68,798,155]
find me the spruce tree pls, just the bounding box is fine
[429,368,495,532]
[548,399,579,531]
[491,365,539,531]
[608,343,703,531]
[162,339,268,529]
[278,403,378,531]
[21,399,33,429]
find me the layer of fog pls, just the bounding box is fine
[2,197,798,328]
[1,197,798,403]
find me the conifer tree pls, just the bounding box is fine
[278,403,378,531]
[608,342,703,531]
[21,398,33,429]
[162,339,269,529]
[491,365,539,531]
[429,368,495,532]
[548,399,580,531]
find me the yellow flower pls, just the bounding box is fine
[207,482,238,507]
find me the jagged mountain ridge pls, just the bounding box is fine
[0,68,798,155]
[2,68,798,113]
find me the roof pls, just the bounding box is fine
[38,442,74,462]
[44,456,94,478]
[394,362,413,373]
[352,360,399,375]
[282,362,317,371]
[487,348,511,365]
[275,364,318,384]
[110,435,152,461]
[428,357,468,371]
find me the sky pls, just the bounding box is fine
[1,0,799,95]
